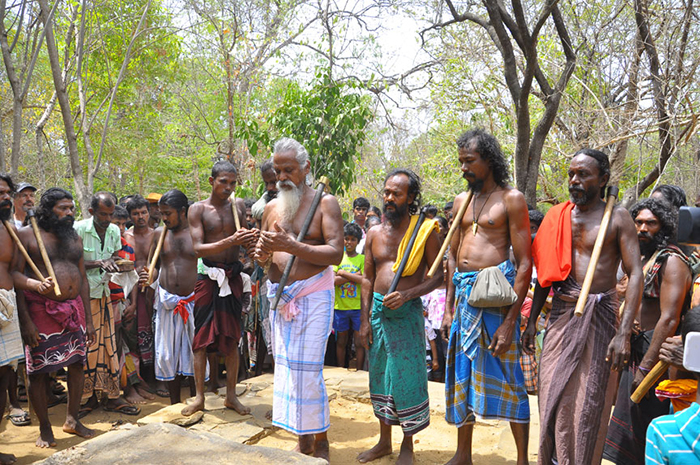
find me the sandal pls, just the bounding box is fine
[7,410,31,426]
[17,386,27,403]
[103,403,141,416]
[155,389,170,398]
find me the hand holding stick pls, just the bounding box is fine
[574,186,619,317]
[26,210,61,297]
[143,227,167,291]
[427,190,473,278]
[270,176,329,311]
[630,360,668,403]
[3,221,45,281]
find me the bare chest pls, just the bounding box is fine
[202,205,235,241]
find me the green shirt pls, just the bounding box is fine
[74,218,121,299]
[334,252,364,310]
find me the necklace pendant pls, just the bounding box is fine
[472,222,478,235]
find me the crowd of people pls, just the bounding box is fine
[0,130,699,465]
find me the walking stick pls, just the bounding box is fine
[270,177,329,311]
[630,361,668,403]
[143,227,167,290]
[387,207,428,295]
[427,190,473,278]
[26,210,61,297]
[230,192,241,230]
[3,221,45,281]
[574,186,619,317]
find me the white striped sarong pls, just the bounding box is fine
[267,267,334,435]
[0,289,23,369]
[154,284,196,381]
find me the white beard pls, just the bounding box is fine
[277,180,304,223]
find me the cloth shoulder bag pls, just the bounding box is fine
[467,265,518,308]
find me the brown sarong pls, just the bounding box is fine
[83,296,120,400]
[192,260,243,356]
[538,276,619,465]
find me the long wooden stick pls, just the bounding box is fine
[427,190,473,278]
[270,177,329,311]
[3,221,45,281]
[230,192,241,230]
[387,208,427,295]
[631,360,668,403]
[27,213,61,297]
[144,227,167,289]
[574,186,619,317]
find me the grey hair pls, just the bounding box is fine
[273,137,309,166]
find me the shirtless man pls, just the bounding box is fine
[140,190,198,404]
[124,195,160,398]
[603,198,692,464]
[357,169,442,465]
[440,129,533,465]
[183,161,258,416]
[254,137,344,460]
[14,187,96,447]
[523,148,643,464]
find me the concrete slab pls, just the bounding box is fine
[36,423,325,465]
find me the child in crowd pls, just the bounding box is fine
[422,255,447,382]
[333,223,365,370]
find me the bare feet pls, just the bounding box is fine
[265,409,273,421]
[63,417,95,439]
[357,441,392,463]
[36,425,56,448]
[313,439,330,462]
[294,434,314,455]
[445,452,472,465]
[224,396,251,415]
[135,384,156,400]
[396,441,414,465]
[181,395,205,416]
[0,452,16,465]
[125,387,148,404]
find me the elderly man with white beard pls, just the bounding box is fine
[254,138,344,461]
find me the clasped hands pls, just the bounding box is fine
[252,222,295,264]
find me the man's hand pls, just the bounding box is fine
[358,320,372,349]
[606,333,631,371]
[431,359,439,371]
[521,323,537,355]
[258,222,295,253]
[489,320,515,357]
[440,313,453,343]
[123,303,136,321]
[20,318,40,348]
[86,321,96,346]
[100,258,119,273]
[382,291,406,310]
[138,266,150,286]
[659,335,684,369]
[231,228,258,249]
[34,277,54,295]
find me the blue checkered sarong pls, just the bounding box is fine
[445,260,530,425]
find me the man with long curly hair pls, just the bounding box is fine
[603,197,693,464]
[441,129,533,465]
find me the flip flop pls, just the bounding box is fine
[78,406,94,420]
[103,403,141,416]
[7,410,31,426]
[155,389,170,398]
[47,393,68,408]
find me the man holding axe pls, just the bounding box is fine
[523,149,644,465]
[183,161,258,417]
[254,138,344,461]
[603,198,692,464]
[356,169,442,465]
[14,188,96,447]
[440,129,533,465]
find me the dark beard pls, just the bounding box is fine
[467,179,484,192]
[383,202,408,224]
[50,214,78,243]
[0,202,11,221]
[569,185,598,206]
[638,232,663,258]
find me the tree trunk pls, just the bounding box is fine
[39,0,90,212]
